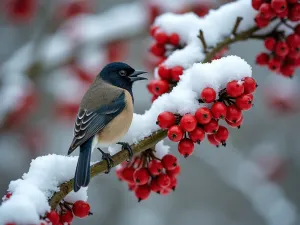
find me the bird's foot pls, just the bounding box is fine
[117,142,133,162]
[97,148,114,174]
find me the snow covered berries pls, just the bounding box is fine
[156,77,257,156]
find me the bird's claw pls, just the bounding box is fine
[97,148,114,174]
[117,142,133,162]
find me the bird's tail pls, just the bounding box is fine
[74,138,92,192]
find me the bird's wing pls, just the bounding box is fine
[68,92,126,154]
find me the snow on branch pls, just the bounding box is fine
[0,55,252,224]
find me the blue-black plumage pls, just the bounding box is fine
[68,62,147,192]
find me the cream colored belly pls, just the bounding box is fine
[97,92,133,144]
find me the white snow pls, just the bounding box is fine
[0,155,87,225]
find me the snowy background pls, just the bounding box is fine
[1,0,300,225]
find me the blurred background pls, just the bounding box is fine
[1,0,300,225]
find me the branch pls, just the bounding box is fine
[203,25,259,63]
[49,23,267,211]
[49,130,167,209]
[231,17,243,36]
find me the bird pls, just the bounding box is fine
[67,62,147,192]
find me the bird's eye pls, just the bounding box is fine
[119,70,127,76]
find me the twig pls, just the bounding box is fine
[281,19,295,30]
[231,17,243,36]
[197,30,208,53]
[203,26,259,63]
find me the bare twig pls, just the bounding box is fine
[231,17,243,36]
[197,30,208,53]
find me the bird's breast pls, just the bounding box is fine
[97,90,134,144]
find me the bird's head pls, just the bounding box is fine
[99,62,147,91]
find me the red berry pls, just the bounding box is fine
[152,80,169,96]
[275,41,289,57]
[162,154,178,170]
[152,95,158,102]
[168,176,178,190]
[171,66,184,81]
[255,14,270,27]
[287,0,298,3]
[280,65,295,77]
[5,192,12,199]
[252,0,264,10]
[276,8,288,18]
[150,179,161,193]
[178,138,194,158]
[167,125,184,142]
[150,43,165,57]
[226,115,244,128]
[188,127,205,143]
[271,0,287,13]
[148,160,163,175]
[286,34,300,49]
[226,80,244,97]
[5,223,16,225]
[211,102,227,119]
[157,174,171,187]
[169,33,180,46]
[295,25,300,35]
[167,165,181,177]
[150,26,159,37]
[264,37,276,51]
[207,134,220,147]
[4,0,38,23]
[242,77,257,94]
[180,114,197,132]
[154,32,169,45]
[158,65,171,80]
[72,200,90,218]
[289,4,300,21]
[195,107,212,124]
[157,111,176,129]
[135,184,151,201]
[214,126,229,146]
[226,105,242,122]
[268,58,282,71]
[259,3,275,19]
[235,94,253,110]
[256,52,270,65]
[201,87,216,103]
[60,210,73,224]
[203,119,219,134]
[147,80,156,94]
[47,211,60,225]
[133,168,150,185]
[122,167,135,184]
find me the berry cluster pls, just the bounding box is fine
[149,26,183,60]
[156,77,257,157]
[115,149,180,201]
[253,0,300,77]
[252,0,300,27]
[3,192,91,225]
[256,31,300,77]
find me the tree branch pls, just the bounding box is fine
[49,22,267,211]
[49,129,167,209]
[203,26,259,63]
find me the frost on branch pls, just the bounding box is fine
[0,55,253,224]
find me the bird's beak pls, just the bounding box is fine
[129,70,148,82]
